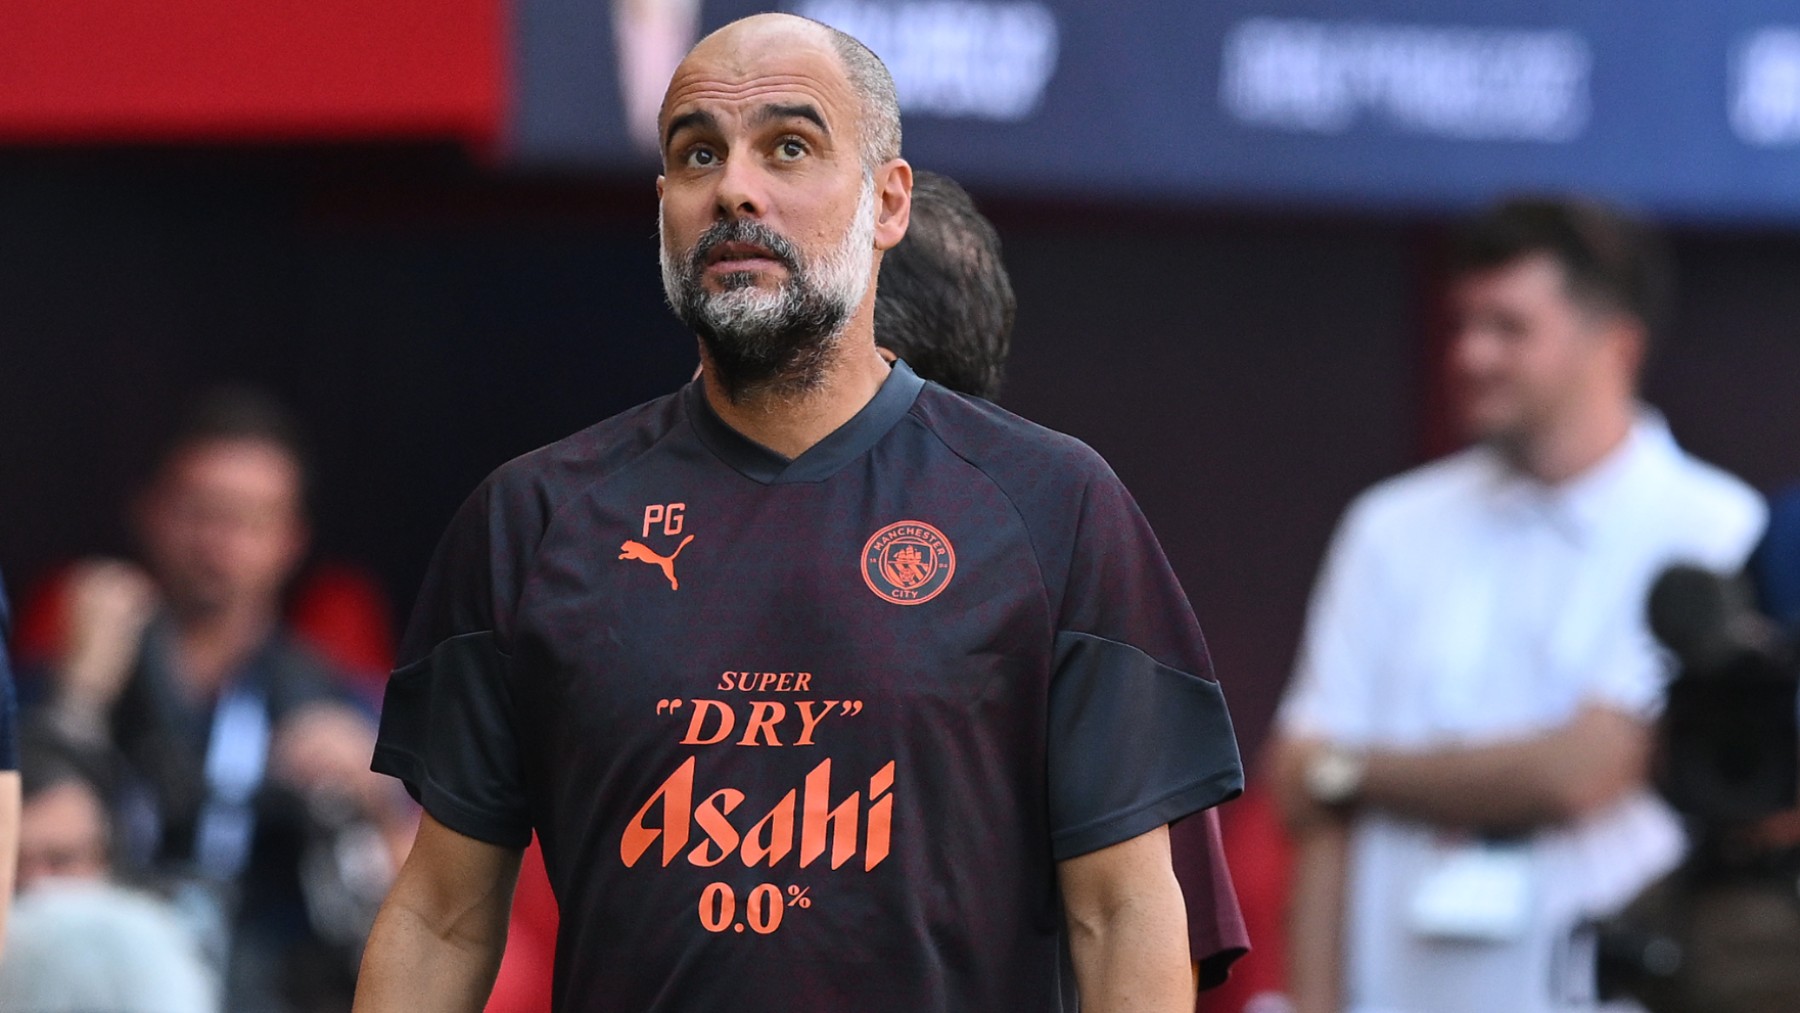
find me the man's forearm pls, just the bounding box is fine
[1360,739,1569,831]
[1059,826,1193,1013]
[1286,819,1348,1013]
[1358,705,1649,833]
[1066,887,1193,1012]
[355,892,509,1013]
[354,814,521,1013]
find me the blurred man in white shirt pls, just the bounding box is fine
[1273,198,1767,1013]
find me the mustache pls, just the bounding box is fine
[686,218,802,276]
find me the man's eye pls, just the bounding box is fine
[684,147,718,168]
[776,138,808,161]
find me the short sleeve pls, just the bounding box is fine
[1581,601,1667,718]
[1168,807,1248,990]
[1046,467,1242,862]
[372,482,532,847]
[1276,498,1388,744]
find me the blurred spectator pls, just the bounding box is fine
[0,881,220,1013]
[1272,198,1766,1013]
[1,731,220,1012]
[872,168,1016,400]
[16,731,112,892]
[23,387,405,1012]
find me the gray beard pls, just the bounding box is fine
[660,177,876,402]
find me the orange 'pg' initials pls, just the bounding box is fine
[643,503,686,538]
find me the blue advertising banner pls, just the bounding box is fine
[511,0,1800,221]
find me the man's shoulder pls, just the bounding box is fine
[905,383,1117,497]
[1646,442,1768,557]
[1343,447,1493,537]
[476,388,688,521]
[1655,444,1765,523]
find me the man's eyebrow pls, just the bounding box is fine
[751,103,829,134]
[664,109,720,151]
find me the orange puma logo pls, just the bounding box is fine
[619,535,695,590]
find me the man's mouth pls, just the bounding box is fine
[706,241,785,272]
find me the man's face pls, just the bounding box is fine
[1446,253,1621,447]
[139,438,307,618]
[656,23,884,396]
[18,782,110,892]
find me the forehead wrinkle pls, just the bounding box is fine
[661,57,857,135]
[668,76,845,111]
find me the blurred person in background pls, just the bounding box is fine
[1272,197,1766,1013]
[25,387,404,1012]
[871,167,1015,400]
[16,730,113,893]
[0,731,220,1012]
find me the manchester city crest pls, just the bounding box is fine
[861,520,956,605]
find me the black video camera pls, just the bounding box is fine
[1592,565,1800,1013]
[1647,566,1798,827]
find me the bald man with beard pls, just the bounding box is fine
[355,15,1242,1013]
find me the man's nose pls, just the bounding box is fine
[713,155,766,221]
[1449,329,1495,375]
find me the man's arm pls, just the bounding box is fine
[354,812,523,1013]
[1349,704,1651,833]
[1058,824,1192,1013]
[1284,816,1348,1013]
[1270,736,1349,1013]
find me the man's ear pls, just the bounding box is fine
[873,158,913,252]
[1609,316,1648,384]
[656,175,666,200]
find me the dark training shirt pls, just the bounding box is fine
[374,363,1243,1012]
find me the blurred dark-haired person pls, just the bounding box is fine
[1271,197,1765,1013]
[15,731,113,893]
[29,387,398,1012]
[3,735,218,1012]
[872,168,1015,399]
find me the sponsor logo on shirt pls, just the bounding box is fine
[621,503,693,589]
[623,677,892,938]
[861,520,955,605]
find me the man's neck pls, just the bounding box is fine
[1504,397,1637,486]
[170,603,277,699]
[701,333,893,460]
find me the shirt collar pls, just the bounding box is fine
[684,360,925,485]
[1484,408,1677,543]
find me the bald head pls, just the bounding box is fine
[666,13,900,169]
